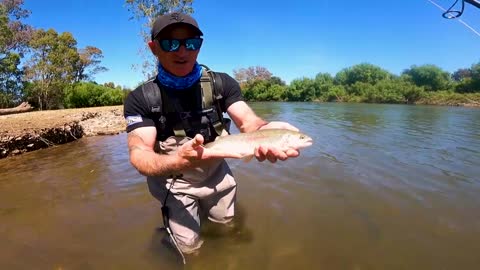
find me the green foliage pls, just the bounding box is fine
[468,62,480,92]
[401,64,452,91]
[64,82,125,108]
[452,68,471,81]
[74,46,108,82]
[362,80,408,104]
[323,85,348,102]
[0,0,31,108]
[416,91,480,106]
[448,62,480,93]
[238,63,432,105]
[23,29,79,109]
[284,78,317,101]
[334,63,392,86]
[242,78,286,101]
[314,72,334,99]
[0,51,22,107]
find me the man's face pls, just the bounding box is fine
[151,24,201,77]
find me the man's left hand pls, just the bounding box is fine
[255,121,300,163]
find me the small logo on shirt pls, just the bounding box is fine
[126,115,143,126]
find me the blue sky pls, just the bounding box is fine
[22,0,480,89]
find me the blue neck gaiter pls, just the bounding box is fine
[157,62,202,90]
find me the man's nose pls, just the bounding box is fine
[175,45,188,56]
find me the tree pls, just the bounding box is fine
[0,52,21,107]
[401,64,452,91]
[470,62,480,91]
[334,63,391,86]
[284,78,317,101]
[241,78,286,101]
[0,0,33,108]
[73,46,108,83]
[314,72,334,98]
[452,68,472,81]
[233,66,273,86]
[104,82,116,88]
[24,29,79,109]
[455,62,480,93]
[0,0,32,54]
[268,76,285,86]
[125,0,194,78]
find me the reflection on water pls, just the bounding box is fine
[1,102,479,269]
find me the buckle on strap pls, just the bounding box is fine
[198,108,214,115]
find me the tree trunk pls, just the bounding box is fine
[0,102,34,115]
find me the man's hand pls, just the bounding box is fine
[255,121,300,163]
[176,134,242,165]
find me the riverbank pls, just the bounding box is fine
[0,105,125,159]
[1,99,478,160]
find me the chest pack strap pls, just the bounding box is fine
[141,65,228,139]
[201,66,227,137]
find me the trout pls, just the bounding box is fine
[204,129,313,161]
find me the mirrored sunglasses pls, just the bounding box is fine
[159,38,203,52]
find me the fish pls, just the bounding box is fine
[204,129,313,161]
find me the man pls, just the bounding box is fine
[123,12,300,254]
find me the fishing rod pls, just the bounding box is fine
[427,0,480,37]
[441,0,480,18]
[465,0,480,8]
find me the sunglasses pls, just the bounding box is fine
[158,38,203,52]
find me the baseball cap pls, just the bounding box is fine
[151,12,203,40]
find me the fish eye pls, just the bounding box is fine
[300,135,305,139]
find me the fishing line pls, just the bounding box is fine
[160,175,187,264]
[427,0,480,37]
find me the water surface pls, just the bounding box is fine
[1,102,479,269]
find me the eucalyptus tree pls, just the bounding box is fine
[0,0,32,107]
[23,29,79,109]
[74,46,108,83]
[125,0,194,78]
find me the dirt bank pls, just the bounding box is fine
[0,106,125,159]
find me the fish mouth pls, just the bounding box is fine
[300,138,313,148]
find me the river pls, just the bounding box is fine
[0,102,479,269]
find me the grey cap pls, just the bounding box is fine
[151,12,203,40]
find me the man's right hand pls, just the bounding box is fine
[176,134,241,165]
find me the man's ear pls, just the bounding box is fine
[148,40,157,55]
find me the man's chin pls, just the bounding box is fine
[171,66,193,77]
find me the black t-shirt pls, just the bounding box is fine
[123,72,243,136]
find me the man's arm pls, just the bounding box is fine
[127,126,242,176]
[226,101,300,162]
[226,101,267,132]
[127,126,186,176]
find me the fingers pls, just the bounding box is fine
[255,146,294,163]
[255,146,267,162]
[191,134,204,148]
[285,149,299,157]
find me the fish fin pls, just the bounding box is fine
[242,155,254,163]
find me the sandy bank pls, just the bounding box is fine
[0,106,125,159]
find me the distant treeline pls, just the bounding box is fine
[234,63,480,105]
[3,1,479,110]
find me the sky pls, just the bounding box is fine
[22,0,480,89]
